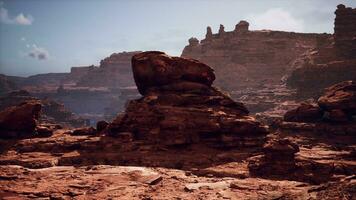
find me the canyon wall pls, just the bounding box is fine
[181,21,331,91]
[75,51,141,88]
[287,4,356,98]
[2,51,141,123]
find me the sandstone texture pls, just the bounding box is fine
[107,51,267,147]
[0,124,355,199]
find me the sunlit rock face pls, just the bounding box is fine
[181,20,331,91]
[108,51,268,147]
[287,4,356,98]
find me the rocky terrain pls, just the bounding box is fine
[0,50,355,199]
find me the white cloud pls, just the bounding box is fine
[27,44,50,60]
[246,8,304,32]
[21,37,26,41]
[0,3,33,25]
[14,13,33,25]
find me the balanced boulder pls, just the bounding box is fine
[108,51,267,147]
[132,51,215,95]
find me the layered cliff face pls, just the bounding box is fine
[334,4,356,59]
[181,21,331,91]
[75,51,142,88]
[287,4,356,98]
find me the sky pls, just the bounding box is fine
[0,0,355,77]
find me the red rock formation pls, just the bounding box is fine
[287,4,356,98]
[0,101,41,138]
[132,51,215,95]
[108,51,267,147]
[181,20,331,91]
[285,81,355,123]
[334,4,356,59]
[318,80,356,115]
[281,81,356,134]
[248,138,300,176]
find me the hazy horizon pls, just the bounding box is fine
[1,0,355,77]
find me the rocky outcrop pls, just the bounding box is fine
[0,90,87,127]
[284,103,323,123]
[318,80,356,115]
[107,51,267,147]
[181,20,331,91]
[279,81,356,135]
[287,4,356,98]
[248,138,299,176]
[334,4,356,59]
[132,51,215,95]
[0,101,41,138]
[284,81,355,123]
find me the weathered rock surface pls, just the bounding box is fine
[182,20,331,92]
[0,125,355,199]
[334,4,356,59]
[132,51,215,95]
[284,81,356,124]
[0,101,41,138]
[287,4,356,98]
[318,80,356,115]
[249,138,299,176]
[284,103,323,123]
[107,51,267,147]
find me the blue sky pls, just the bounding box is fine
[0,0,355,77]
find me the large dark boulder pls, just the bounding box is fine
[132,51,215,95]
[0,101,42,138]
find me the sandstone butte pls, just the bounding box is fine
[0,49,355,199]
